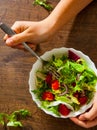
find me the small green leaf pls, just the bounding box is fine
[33,0,53,11]
[0,113,8,125]
[7,121,23,127]
[18,109,31,118]
[9,109,31,121]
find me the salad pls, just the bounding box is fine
[31,49,97,117]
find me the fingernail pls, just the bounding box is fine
[6,38,14,46]
[79,116,86,121]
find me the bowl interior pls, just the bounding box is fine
[29,47,97,118]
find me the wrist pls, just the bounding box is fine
[39,18,57,40]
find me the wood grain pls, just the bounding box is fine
[0,0,97,130]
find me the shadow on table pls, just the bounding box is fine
[65,1,97,64]
[7,126,33,130]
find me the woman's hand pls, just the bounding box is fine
[4,0,93,51]
[4,20,54,50]
[70,92,97,128]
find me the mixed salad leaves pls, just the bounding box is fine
[32,50,97,117]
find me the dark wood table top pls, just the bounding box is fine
[0,0,97,130]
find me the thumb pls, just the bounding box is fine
[79,93,97,121]
[6,32,27,46]
[79,105,97,121]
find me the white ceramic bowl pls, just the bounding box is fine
[29,47,97,118]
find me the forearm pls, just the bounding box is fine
[46,0,93,34]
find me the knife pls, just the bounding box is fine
[0,22,40,59]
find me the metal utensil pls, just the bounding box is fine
[0,22,49,63]
[0,22,41,60]
[0,23,60,78]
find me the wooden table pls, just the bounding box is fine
[0,0,97,130]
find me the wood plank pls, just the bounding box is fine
[0,0,97,130]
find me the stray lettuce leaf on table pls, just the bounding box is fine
[0,109,31,127]
[33,0,53,11]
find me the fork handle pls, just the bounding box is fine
[0,22,40,60]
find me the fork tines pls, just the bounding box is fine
[48,65,60,79]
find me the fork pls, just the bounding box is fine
[0,22,60,79]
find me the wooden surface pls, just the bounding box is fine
[0,0,97,130]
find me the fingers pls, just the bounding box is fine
[3,34,9,41]
[79,106,97,121]
[3,21,29,46]
[79,93,97,121]
[3,21,37,51]
[12,43,37,51]
[11,21,26,33]
[5,31,28,47]
[70,117,97,128]
[70,93,97,128]
[70,118,86,128]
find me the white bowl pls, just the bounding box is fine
[29,47,97,118]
